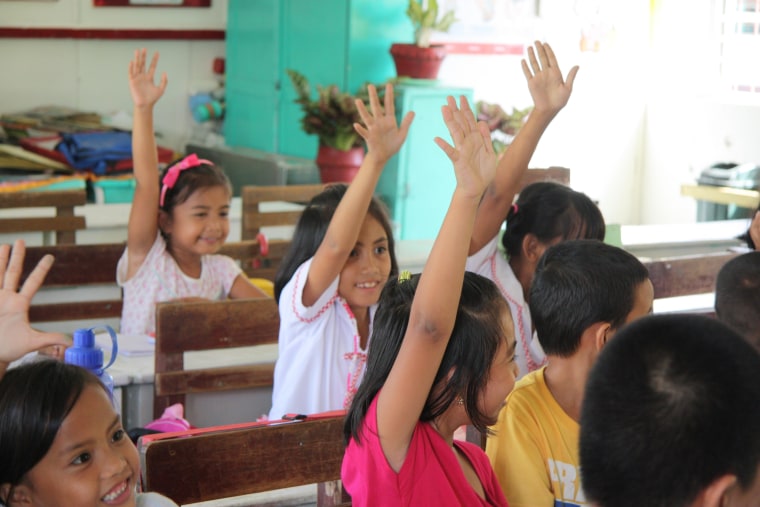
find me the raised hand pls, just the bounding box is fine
[523,41,579,117]
[435,95,497,199]
[354,83,415,165]
[0,240,67,374]
[128,48,168,109]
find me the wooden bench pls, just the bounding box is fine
[241,184,326,281]
[643,251,739,299]
[21,239,271,326]
[0,189,87,244]
[153,297,280,418]
[141,413,350,506]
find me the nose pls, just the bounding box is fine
[361,252,380,274]
[100,447,128,479]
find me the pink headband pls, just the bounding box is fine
[159,154,213,207]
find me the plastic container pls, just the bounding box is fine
[91,177,136,204]
[697,162,760,221]
[64,325,119,399]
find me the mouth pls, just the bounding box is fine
[101,478,133,505]
[355,281,380,289]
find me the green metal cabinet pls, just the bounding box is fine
[225,0,409,159]
[377,83,475,240]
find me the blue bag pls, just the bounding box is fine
[57,131,133,175]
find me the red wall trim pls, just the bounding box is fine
[0,27,225,40]
[442,42,524,55]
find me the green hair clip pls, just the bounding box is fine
[398,270,412,283]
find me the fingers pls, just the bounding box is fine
[4,239,25,292]
[383,83,396,119]
[0,244,9,289]
[159,71,169,93]
[32,331,70,354]
[355,98,372,129]
[18,254,54,300]
[565,65,580,91]
[368,84,383,118]
[434,136,456,161]
[458,96,478,133]
[477,121,494,155]
[398,111,415,139]
[147,51,160,79]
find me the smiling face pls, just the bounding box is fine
[161,184,231,259]
[338,215,392,315]
[14,385,140,507]
[478,308,519,424]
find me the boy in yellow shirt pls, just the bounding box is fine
[486,239,653,507]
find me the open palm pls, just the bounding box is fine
[128,48,168,108]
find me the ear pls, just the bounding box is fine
[0,482,33,506]
[158,210,172,235]
[692,474,737,507]
[583,322,611,352]
[521,234,545,264]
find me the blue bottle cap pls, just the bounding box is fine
[65,328,104,371]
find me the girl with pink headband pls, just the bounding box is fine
[117,49,266,336]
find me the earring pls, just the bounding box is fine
[456,397,464,406]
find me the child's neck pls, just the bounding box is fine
[353,308,370,349]
[543,356,592,423]
[167,245,203,278]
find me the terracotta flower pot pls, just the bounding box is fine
[390,43,447,80]
[316,145,365,184]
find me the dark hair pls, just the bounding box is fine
[580,314,760,507]
[715,251,760,350]
[501,182,605,259]
[344,271,511,444]
[158,156,232,214]
[738,204,759,249]
[530,239,649,357]
[273,183,398,302]
[0,361,104,501]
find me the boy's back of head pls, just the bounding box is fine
[529,239,650,357]
[715,251,760,351]
[580,314,760,507]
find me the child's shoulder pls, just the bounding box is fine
[136,492,179,507]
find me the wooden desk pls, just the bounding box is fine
[681,184,760,209]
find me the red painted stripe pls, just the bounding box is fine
[94,0,210,6]
[0,27,224,40]
[442,42,524,55]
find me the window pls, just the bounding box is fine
[719,0,760,95]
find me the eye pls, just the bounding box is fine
[374,245,387,255]
[349,248,359,258]
[195,212,208,218]
[219,211,229,218]
[112,428,126,443]
[71,452,92,465]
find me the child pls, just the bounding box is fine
[466,41,605,379]
[579,314,760,507]
[342,95,512,506]
[715,251,760,350]
[486,240,653,507]
[0,241,178,507]
[740,205,760,249]
[118,49,265,336]
[267,82,414,419]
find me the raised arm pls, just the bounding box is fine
[302,83,414,306]
[125,48,168,279]
[0,240,67,380]
[377,96,497,471]
[749,209,760,250]
[469,41,579,254]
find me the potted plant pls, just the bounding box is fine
[476,100,533,156]
[390,0,457,80]
[286,69,369,183]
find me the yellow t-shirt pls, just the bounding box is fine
[486,367,589,507]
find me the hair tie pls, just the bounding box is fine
[159,153,213,207]
[398,270,412,283]
[511,203,519,215]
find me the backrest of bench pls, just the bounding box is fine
[241,183,325,240]
[142,415,348,505]
[0,190,87,244]
[643,251,739,299]
[153,297,280,418]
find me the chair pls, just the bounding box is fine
[141,412,350,506]
[0,189,87,244]
[241,184,325,281]
[152,297,280,418]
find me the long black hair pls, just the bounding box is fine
[344,271,511,444]
[502,182,605,259]
[273,184,398,302]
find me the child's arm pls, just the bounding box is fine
[228,273,268,299]
[469,41,578,254]
[0,240,67,379]
[377,96,497,471]
[302,83,414,306]
[125,48,168,280]
[750,210,760,250]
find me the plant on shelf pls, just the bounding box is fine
[286,69,372,183]
[390,0,458,80]
[476,101,533,156]
[407,0,457,48]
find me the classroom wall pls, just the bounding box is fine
[2,0,758,226]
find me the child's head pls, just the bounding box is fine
[274,183,399,302]
[530,239,652,357]
[158,154,233,251]
[715,251,760,351]
[0,361,140,507]
[501,182,605,261]
[345,271,516,443]
[580,314,760,507]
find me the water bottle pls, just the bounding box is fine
[65,326,119,399]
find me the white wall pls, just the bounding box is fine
[0,0,227,151]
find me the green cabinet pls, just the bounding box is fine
[377,83,475,240]
[225,0,409,159]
